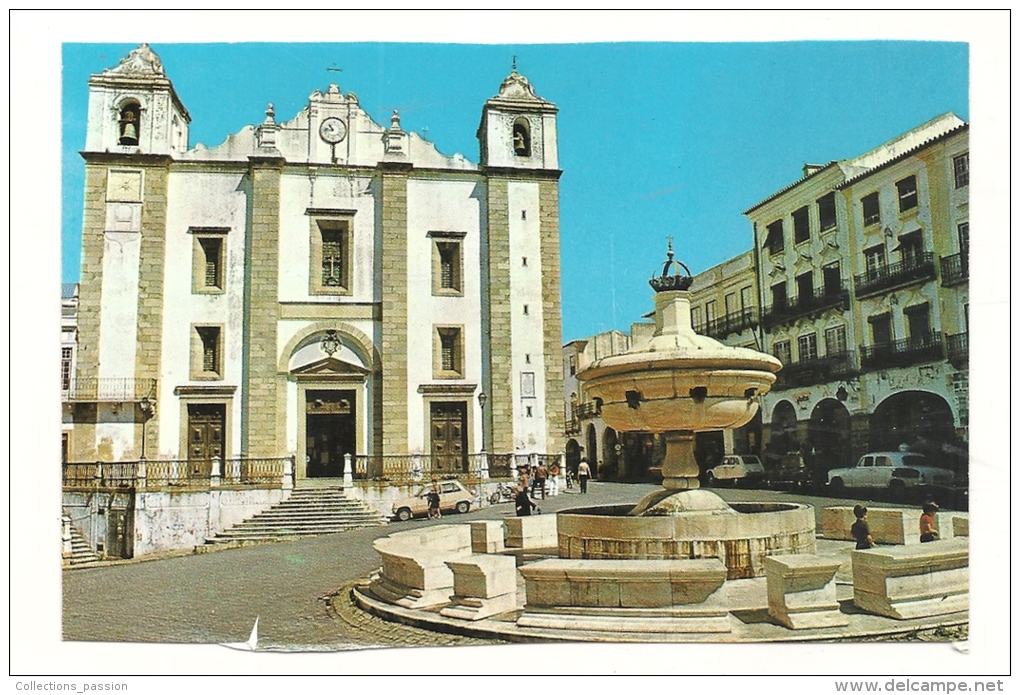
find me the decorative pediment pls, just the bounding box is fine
[104,44,165,77]
[292,357,369,377]
[496,70,545,102]
[309,83,358,105]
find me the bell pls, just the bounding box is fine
[120,120,137,145]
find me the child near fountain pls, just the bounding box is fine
[851,504,873,550]
[919,501,939,543]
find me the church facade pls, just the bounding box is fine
[69,44,565,483]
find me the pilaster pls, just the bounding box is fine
[379,163,411,454]
[538,179,565,454]
[243,156,284,457]
[485,176,514,453]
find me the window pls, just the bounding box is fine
[772,340,791,366]
[953,153,969,188]
[798,333,818,361]
[869,313,892,346]
[896,231,924,267]
[770,282,787,310]
[861,192,880,227]
[192,326,223,379]
[795,272,813,302]
[569,356,576,376]
[740,286,753,310]
[191,230,227,293]
[521,372,536,398]
[896,175,918,213]
[958,222,969,259]
[905,303,931,344]
[428,231,466,296]
[825,325,847,356]
[864,245,886,280]
[817,193,837,232]
[822,262,841,296]
[792,206,810,244]
[310,215,353,295]
[434,326,464,379]
[764,219,784,255]
[691,306,703,331]
[61,347,73,391]
[724,292,737,316]
[118,102,140,146]
[705,300,717,325]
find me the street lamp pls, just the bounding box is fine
[139,396,155,460]
[477,391,487,453]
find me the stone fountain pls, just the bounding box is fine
[562,242,815,578]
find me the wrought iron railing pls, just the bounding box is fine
[859,332,944,371]
[573,401,600,420]
[62,456,291,489]
[774,350,857,389]
[762,283,849,329]
[350,452,551,485]
[62,377,158,402]
[940,253,968,287]
[945,332,968,369]
[853,252,936,298]
[708,307,758,338]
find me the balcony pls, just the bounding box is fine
[62,377,158,402]
[762,283,850,330]
[859,332,944,371]
[703,308,758,339]
[854,252,936,298]
[774,350,858,389]
[573,401,600,420]
[940,253,969,287]
[946,332,968,369]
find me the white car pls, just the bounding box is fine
[706,455,767,487]
[391,479,475,521]
[827,452,954,492]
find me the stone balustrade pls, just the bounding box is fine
[440,555,519,621]
[851,537,969,619]
[470,520,506,554]
[370,524,473,609]
[517,558,730,633]
[504,514,558,549]
[765,555,848,629]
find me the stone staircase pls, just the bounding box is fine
[64,523,102,567]
[202,487,387,548]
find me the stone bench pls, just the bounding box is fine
[504,514,558,549]
[952,515,968,537]
[823,507,966,545]
[851,537,968,620]
[470,520,506,554]
[370,524,473,609]
[517,558,730,633]
[440,554,519,621]
[821,506,857,540]
[765,555,848,629]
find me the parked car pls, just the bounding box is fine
[827,451,955,493]
[392,479,475,521]
[705,455,766,487]
[766,452,812,491]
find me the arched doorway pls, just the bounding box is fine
[733,409,763,455]
[602,427,620,480]
[770,401,798,453]
[565,438,581,477]
[809,398,852,478]
[586,424,599,476]
[871,391,961,473]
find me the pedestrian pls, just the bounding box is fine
[535,462,548,499]
[515,485,536,517]
[518,466,530,497]
[919,501,939,543]
[851,504,873,550]
[578,458,591,494]
[426,481,442,520]
[548,462,560,496]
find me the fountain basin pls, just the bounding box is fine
[556,502,816,579]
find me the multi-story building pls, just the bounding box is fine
[745,114,968,476]
[61,283,78,463]
[68,43,565,483]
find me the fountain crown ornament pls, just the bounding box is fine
[649,236,694,292]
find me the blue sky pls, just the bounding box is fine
[62,41,968,341]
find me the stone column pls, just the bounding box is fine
[484,176,514,454]
[538,177,565,455]
[379,162,411,455]
[661,430,700,490]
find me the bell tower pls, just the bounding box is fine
[84,43,191,156]
[479,64,565,458]
[477,62,558,170]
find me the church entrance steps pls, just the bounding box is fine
[64,523,102,567]
[202,487,387,547]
